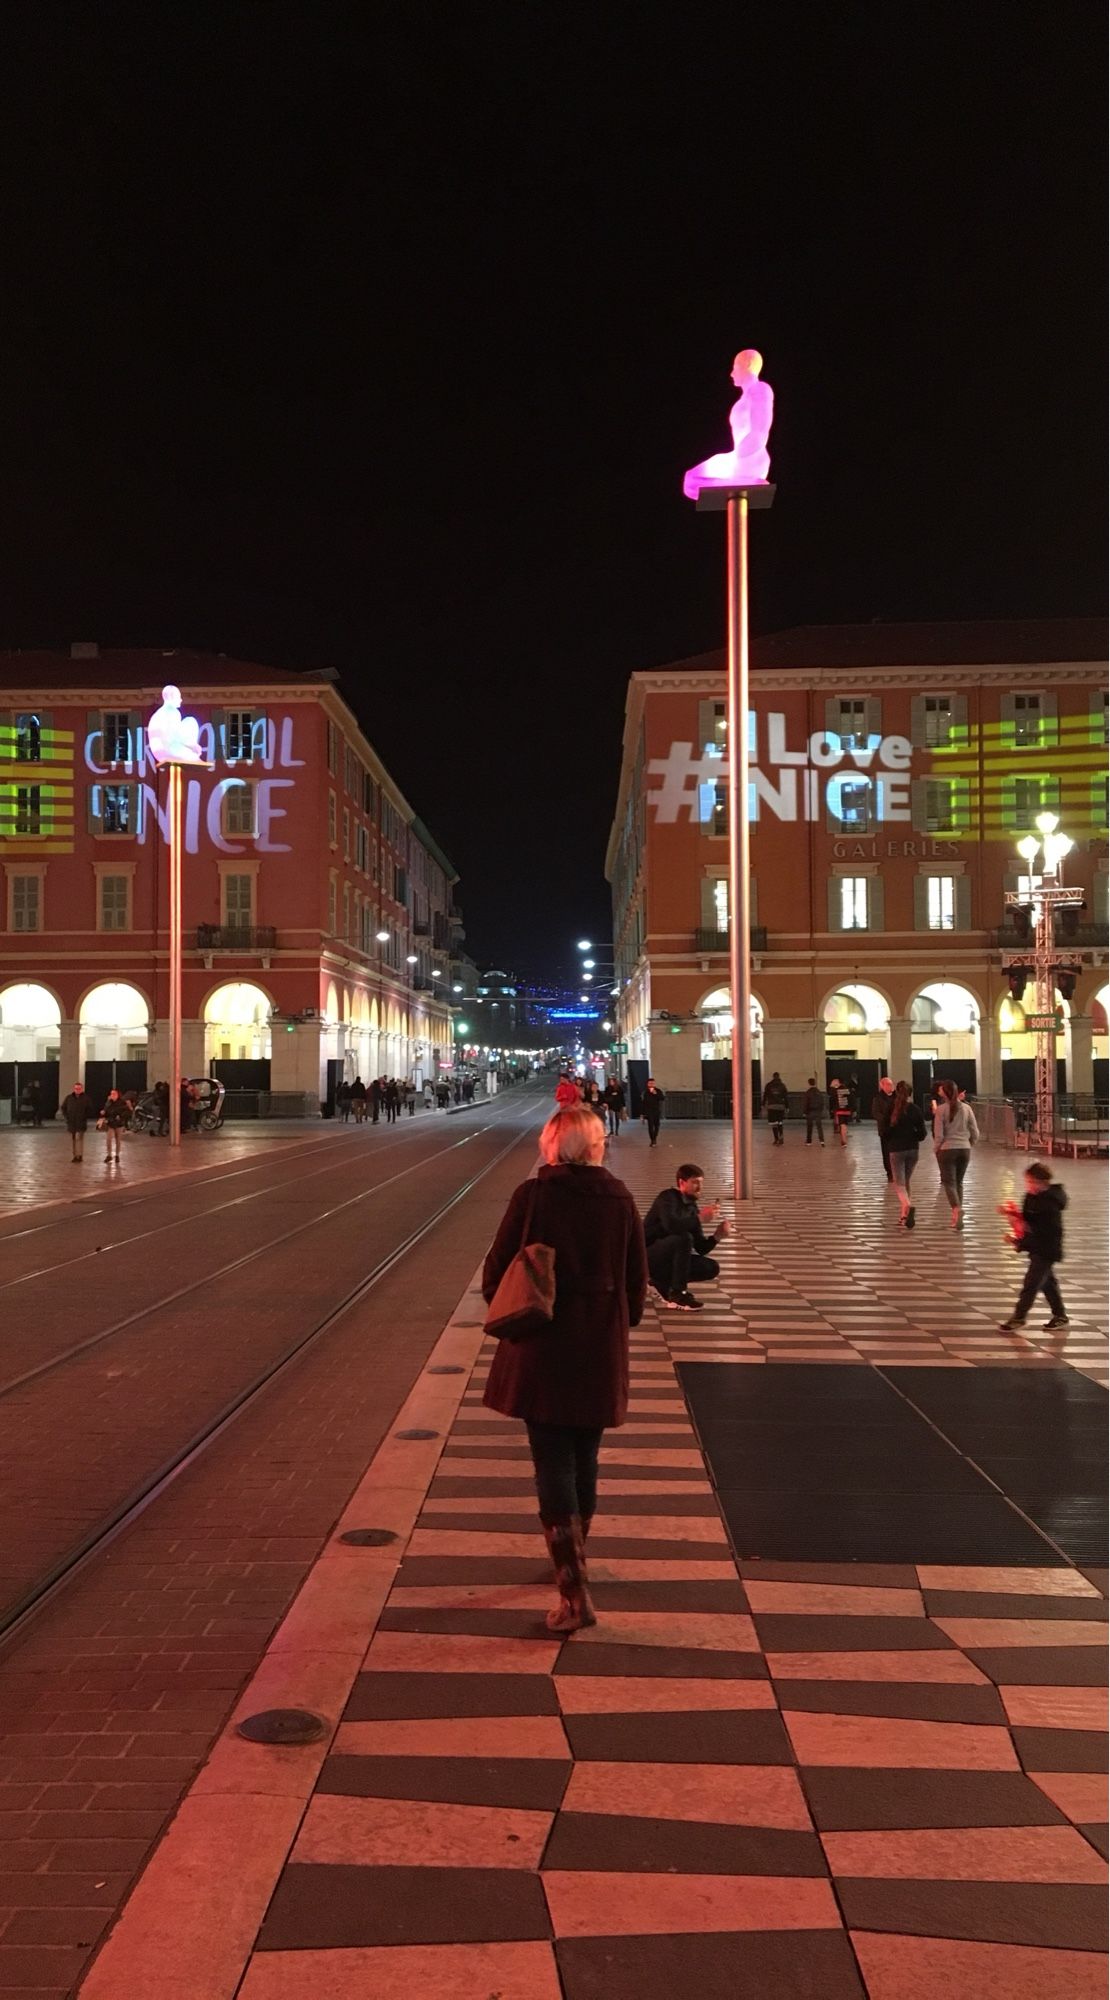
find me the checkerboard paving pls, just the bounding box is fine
[234,1137,1107,1998]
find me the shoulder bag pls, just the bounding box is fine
[485,1180,557,1342]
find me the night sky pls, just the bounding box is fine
[2,6,1103,973]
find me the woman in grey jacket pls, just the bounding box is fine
[933,1080,979,1230]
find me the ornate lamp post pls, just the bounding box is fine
[146,687,210,1147]
[1004,812,1081,1151]
[684,351,776,1200]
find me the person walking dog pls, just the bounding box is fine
[482,1104,647,1632]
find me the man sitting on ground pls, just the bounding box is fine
[642,1163,730,1310]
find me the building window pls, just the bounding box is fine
[328,872,337,935]
[840,878,869,930]
[327,721,339,775]
[328,791,337,847]
[226,710,262,763]
[1093,772,1110,831]
[343,808,351,862]
[836,699,868,749]
[923,697,952,748]
[1012,694,1043,747]
[343,883,351,941]
[10,874,41,931]
[94,782,139,836]
[833,778,873,831]
[99,874,131,931]
[223,873,254,933]
[222,781,256,837]
[14,785,43,834]
[14,714,42,762]
[927,876,955,930]
[712,878,729,933]
[1012,776,1061,830]
[345,747,360,795]
[923,777,970,832]
[356,824,370,873]
[1093,690,1109,747]
[102,712,132,764]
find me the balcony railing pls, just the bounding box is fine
[695,926,768,953]
[196,925,278,951]
[412,918,430,936]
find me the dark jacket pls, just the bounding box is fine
[762,1077,788,1115]
[350,1079,367,1101]
[482,1165,648,1428]
[642,1186,718,1257]
[886,1102,926,1150]
[872,1089,895,1135]
[1020,1184,1067,1263]
[642,1085,665,1124]
[603,1082,625,1111]
[61,1091,91,1133]
[802,1085,824,1117]
[101,1095,131,1130]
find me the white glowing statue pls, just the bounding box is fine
[683,348,774,500]
[146,685,207,767]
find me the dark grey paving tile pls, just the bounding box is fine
[738,1562,919,1588]
[378,1608,552,1638]
[317,1754,571,1810]
[257,1863,552,1949]
[557,1929,865,2000]
[965,1645,1109,1687]
[1078,1822,1109,1858]
[752,1614,954,1652]
[772,1681,1007,1724]
[718,1490,1059,1565]
[554,1642,768,1680]
[562,1708,793,1765]
[803,1767,1068,1831]
[1011,1727,1108,1773]
[343,1672,560,1720]
[543,1812,826,1876]
[922,1591,1109,1620]
[835,1878,1107,1951]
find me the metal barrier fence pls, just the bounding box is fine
[970,1095,1108,1158]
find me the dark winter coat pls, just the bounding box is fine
[802,1085,824,1118]
[603,1082,625,1111]
[1019,1184,1067,1263]
[762,1077,789,1115]
[482,1165,648,1428]
[642,1085,665,1125]
[62,1091,92,1132]
[872,1090,896,1135]
[886,1102,926,1151]
[642,1185,718,1257]
[101,1096,131,1130]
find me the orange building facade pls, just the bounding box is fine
[0,647,459,1116]
[606,621,1109,1110]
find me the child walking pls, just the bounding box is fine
[999,1160,1070,1331]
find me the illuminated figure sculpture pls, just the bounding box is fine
[146,685,206,767]
[683,349,774,500]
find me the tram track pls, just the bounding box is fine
[0,1094,543,1654]
[0,1116,477,1293]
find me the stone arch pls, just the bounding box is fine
[78,981,152,1070]
[0,982,62,1066]
[202,981,274,1064]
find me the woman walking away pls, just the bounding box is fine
[886,1082,927,1228]
[482,1104,648,1632]
[828,1078,852,1148]
[933,1078,979,1229]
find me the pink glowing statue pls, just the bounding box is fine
[683,349,774,500]
[146,685,206,767]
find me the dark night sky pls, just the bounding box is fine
[1,5,1103,974]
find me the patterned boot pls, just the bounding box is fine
[542,1517,596,1632]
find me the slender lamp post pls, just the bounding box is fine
[146,687,210,1148]
[683,351,776,1200]
[1005,812,1081,1150]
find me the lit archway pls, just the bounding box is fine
[0,982,62,1064]
[696,986,763,1062]
[203,982,273,1063]
[1093,986,1109,1081]
[78,982,150,1068]
[823,984,890,1067]
[909,981,981,1087]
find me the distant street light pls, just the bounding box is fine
[577,938,592,951]
[376,929,390,942]
[1004,811,1080,1150]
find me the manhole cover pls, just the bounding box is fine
[237,1708,328,1746]
[427,1365,465,1376]
[338,1528,398,1547]
[396,1427,439,1440]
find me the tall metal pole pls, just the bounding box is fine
[1033,883,1055,1151]
[168,762,182,1147]
[727,492,753,1200]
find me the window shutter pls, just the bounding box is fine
[209,707,226,765]
[997,776,1016,834]
[913,875,931,931]
[950,692,969,747]
[696,699,717,756]
[1090,690,1109,745]
[748,873,759,927]
[868,877,885,932]
[954,875,972,932]
[126,710,141,770]
[1093,868,1108,927]
[909,696,926,749]
[1040,691,1058,750]
[86,782,102,835]
[699,877,718,931]
[0,710,10,759]
[824,696,840,739]
[910,778,929,833]
[826,875,842,932]
[999,692,1016,746]
[86,711,100,764]
[864,696,882,743]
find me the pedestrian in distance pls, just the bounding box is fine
[999,1160,1070,1331]
[154,1079,170,1135]
[802,1077,825,1146]
[761,1070,789,1145]
[933,1078,979,1230]
[555,1073,580,1109]
[349,1076,366,1124]
[436,1079,450,1109]
[642,1077,665,1146]
[61,1082,91,1162]
[368,1076,381,1123]
[179,1079,196,1134]
[886,1081,927,1228]
[828,1078,852,1148]
[603,1075,626,1137]
[99,1087,131,1162]
[481,1103,648,1632]
[872,1076,895,1180]
[642,1162,730,1311]
[336,1078,352,1123]
[385,1078,401,1123]
[404,1078,416,1116]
